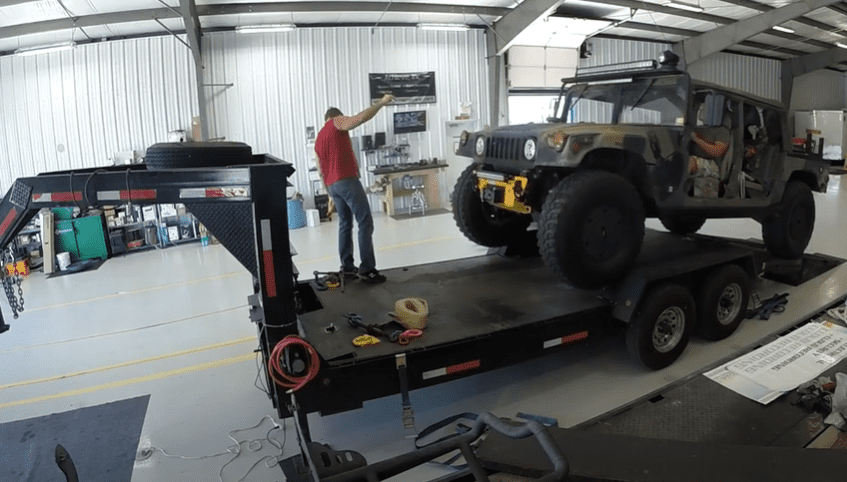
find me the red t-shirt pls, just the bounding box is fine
[315,119,359,186]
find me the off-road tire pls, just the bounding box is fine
[696,263,750,341]
[145,142,253,169]
[626,283,695,370]
[659,214,706,235]
[452,165,531,247]
[538,171,645,289]
[762,180,815,259]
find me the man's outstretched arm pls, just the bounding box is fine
[334,94,394,131]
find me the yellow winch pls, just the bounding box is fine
[476,171,532,214]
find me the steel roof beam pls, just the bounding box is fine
[583,0,834,50]
[676,0,842,66]
[0,3,511,41]
[719,0,847,34]
[179,0,208,142]
[781,46,847,104]
[488,0,566,56]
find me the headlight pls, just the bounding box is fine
[546,130,568,151]
[524,139,537,160]
[475,136,486,156]
[460,131,470,146]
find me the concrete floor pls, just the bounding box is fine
[2,174,847,482]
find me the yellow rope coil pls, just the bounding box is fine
[389,298,429,330]
[353,334,380,347]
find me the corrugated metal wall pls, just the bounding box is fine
[583,38,781,102]
[0,36,198,194]
[203,27,490,209]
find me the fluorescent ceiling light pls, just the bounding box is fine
[668,1,704,13]
[236,24,296,34]
[837,42,847,49]
[15,41,76,57]
[417,23,470,31]
[772,25,795,34]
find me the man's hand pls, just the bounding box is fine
[379,94,395,105]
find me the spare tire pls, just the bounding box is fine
[145,142,253,169]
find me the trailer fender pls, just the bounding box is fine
[610,274,650,323]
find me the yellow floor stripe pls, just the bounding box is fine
[297,236,462,265]
[0,336,256,390]
[0,352,256,409]
[26,271,247,313]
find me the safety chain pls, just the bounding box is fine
[2,247,24,319]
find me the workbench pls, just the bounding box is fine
[372,163,448,216]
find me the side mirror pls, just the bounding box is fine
[702,94,725,127]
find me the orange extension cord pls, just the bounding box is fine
[268,335,320,392]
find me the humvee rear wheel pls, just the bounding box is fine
[538,171,645,289]
[762,180,815,259]
[452,165,531,247]
[659,214,706,235]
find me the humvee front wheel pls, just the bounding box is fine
[538,171,645,289]
[452,165,531,247]
[762,180,815,259]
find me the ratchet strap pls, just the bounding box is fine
[389,298,429,329]
[746,293,788,320]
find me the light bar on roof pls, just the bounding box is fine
[837,42,847,49]
[772,25,795,34]
[15,41,76,57]
[576,60,656,77]
[236,24,296,34]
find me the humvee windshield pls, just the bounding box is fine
[551,74,688,127]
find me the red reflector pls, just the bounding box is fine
[562,331,589,344]
[206,189,224,198]
[51,192,83,202]
[446,360,481,375]
[263,251,277,298]
[121,189,156,200]
[0,208,17,237]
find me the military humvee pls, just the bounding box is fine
[453,51,829,289]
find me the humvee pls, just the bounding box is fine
[453,51,829,289]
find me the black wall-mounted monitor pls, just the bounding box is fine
[374,132,386,148]
[393,111,427,134]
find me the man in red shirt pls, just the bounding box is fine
[315,93,394,283]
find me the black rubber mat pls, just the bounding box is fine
[0,395,150,482]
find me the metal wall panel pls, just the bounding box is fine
[583,38,782,101]
[203,27,490,210]
[0,36,198,194]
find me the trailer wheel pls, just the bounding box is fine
[696,264,750,341]
[145,142,253,169]
[626,283,694,370]
[659,214,706,235]
[762,180,815,259]
[538,171,645,289]
[452,165,531,247]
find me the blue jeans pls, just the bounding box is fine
[327,177,376,274]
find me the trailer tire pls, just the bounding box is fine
[659,214,706,235]
[538,171,645,289]
[452,165,531,247]
[696,264,750,341]
[762,180,815,259]
[145,142,253,169]
[626,283,694,370]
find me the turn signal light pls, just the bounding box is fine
[546,131,568,151]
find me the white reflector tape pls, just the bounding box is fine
[98,191,122,201]
[543,331,589,349]
[261,219,272,249]
[422,368,447,380]
[179,187,250,199]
